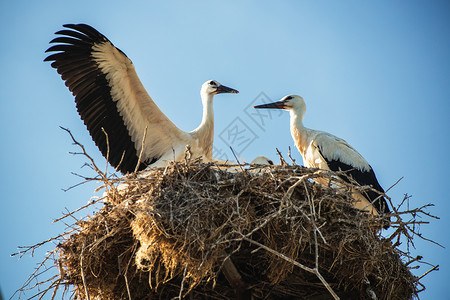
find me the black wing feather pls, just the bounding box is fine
[54,29,92,41]
[45,23,148,173]
[318,148,390,215]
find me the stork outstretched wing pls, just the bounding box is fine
[45,24,187,173]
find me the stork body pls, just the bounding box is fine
[254,95,390,218]
[45,24,238,173]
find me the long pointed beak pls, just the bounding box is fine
[254,101,286,109]
[216,85,239,94]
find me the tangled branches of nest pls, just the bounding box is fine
[14,156,440,300]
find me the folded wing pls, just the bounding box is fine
[314,133,390,215]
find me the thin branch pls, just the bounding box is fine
[134,126,148,173]
[415,264,439,282]
[52,198,102,224]
[102,128,110,175]
[80,239,91,300]
[12,230,76,258]
[287,146,296,165]
[60,127,107,181]
[242,237,339,300]
[229,147,245,172]
[275,148,288,166]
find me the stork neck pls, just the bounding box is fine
[290,110,305,130]
[191,92,214,159]
[198,92,214,130]
[290,110,309,156]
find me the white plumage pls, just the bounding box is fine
[250,156,274,166]
[255,95,390,219]
[247,156,274,174]
[45,24,238,173]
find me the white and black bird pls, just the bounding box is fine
[254,95,390,219]
[250,156,274,166]
[45,24,238,174]
[248,156,275,174]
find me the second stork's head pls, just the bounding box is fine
[254,95,306,120]
[201,80,239,99]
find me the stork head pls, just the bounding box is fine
[254,95,306,120]
[201,80,239,96]
[254,95,305,110]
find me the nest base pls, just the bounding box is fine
[56,162,417,299]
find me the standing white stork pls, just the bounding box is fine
[254,95,390,220]
[45,24,238,173]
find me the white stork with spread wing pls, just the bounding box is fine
[254,95,390,224]
[45,24,238,173]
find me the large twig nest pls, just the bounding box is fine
[54,161,423,300]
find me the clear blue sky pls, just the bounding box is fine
[1,1,449,299]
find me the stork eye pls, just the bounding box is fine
[209,81,216,86]
[285,96,293,101]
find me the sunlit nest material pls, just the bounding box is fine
[30,157,434,300]
[15,132,438,300]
